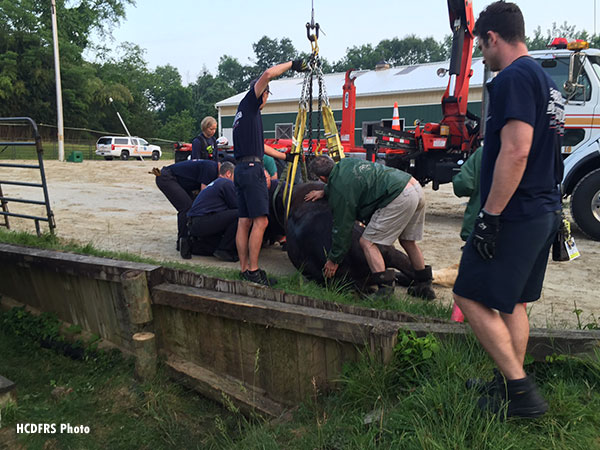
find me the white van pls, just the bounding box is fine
[95,136,162,161]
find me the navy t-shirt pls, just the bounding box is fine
[481,56,564,221]
[187,177,237,217]
[167,160,218,192]
[232,88,263,159]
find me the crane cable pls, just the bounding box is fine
[282,1,344,218]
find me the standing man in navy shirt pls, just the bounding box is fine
[233,59,307,285]
[453,2,564,419]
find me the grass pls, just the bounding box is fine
[0,228,452,320]
[0,326,239,449]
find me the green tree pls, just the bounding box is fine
[0,0,134,129]
[189,70,235,132]
[378,35,448,66]
[158,109,195,141]
[148,64,192,123]
[218,55,250,92]
[252,36,298,72]
[333,43,382,72]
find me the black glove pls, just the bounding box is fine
[291,59,309,72]
[472,209,500,260]
[285,152,296,162]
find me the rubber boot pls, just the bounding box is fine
[407,265,436,300]
[368,270,395,298]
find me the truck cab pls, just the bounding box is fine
[530,42,600,240]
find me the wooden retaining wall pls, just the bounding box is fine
[1,243,599,417]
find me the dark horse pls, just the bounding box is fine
[270,181,415,290]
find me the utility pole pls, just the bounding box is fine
[109,98,132,137]
[50,0,65,162]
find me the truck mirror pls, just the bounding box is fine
[565,52,587,102]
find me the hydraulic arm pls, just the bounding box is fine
[441,0,475,151]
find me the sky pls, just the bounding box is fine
[97,0,600,85]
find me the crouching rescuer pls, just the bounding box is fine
[305,156,435,299]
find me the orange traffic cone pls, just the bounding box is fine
[392,101,401,131]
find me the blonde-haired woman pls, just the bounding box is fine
[192,116,218,160]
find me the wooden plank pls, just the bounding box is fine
[0,242,161,282]
[0,263,39,307]
[400,322,600,361]
[153,306,193,361]
[209,315,242,380]
[295,333,328,400]
[152,283,400,347]
[165,354,290,418]
[159,266,444,324]
[237,322,273,393]
[265,327,301,403]
[324,339,344,390]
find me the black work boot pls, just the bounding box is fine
[179,237,192,259]
[466,368,503,396]
[478,375,548,419]
[407,265,436,300]
[367,270,395,298]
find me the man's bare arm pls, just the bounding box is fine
[264,144,286,160]
[483,119,533,215]
[254,62,293,98]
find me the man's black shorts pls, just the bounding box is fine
[453,210,560,313]
[234,162,268,218]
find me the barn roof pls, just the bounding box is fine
[215,57,486,108]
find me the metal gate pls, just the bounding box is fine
[0,117,55,236]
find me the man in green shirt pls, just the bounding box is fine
[263,154,278,181]
[453,147,483,241]
[305,156,435,299]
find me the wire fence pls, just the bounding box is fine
[0,141,176,161]
[0,122,176,161]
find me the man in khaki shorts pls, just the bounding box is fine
[305,156,435,299]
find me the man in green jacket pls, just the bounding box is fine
[453,147,483,241]
[305,156,435,299]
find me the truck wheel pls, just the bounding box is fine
[570,167,600,241]
[120,150,129,160]
[152,151,160,161]
[104,156,113,161]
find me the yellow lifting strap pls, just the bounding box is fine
[283,104,307,218]
[321,105,345,161]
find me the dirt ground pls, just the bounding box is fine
[3,159,598,328]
